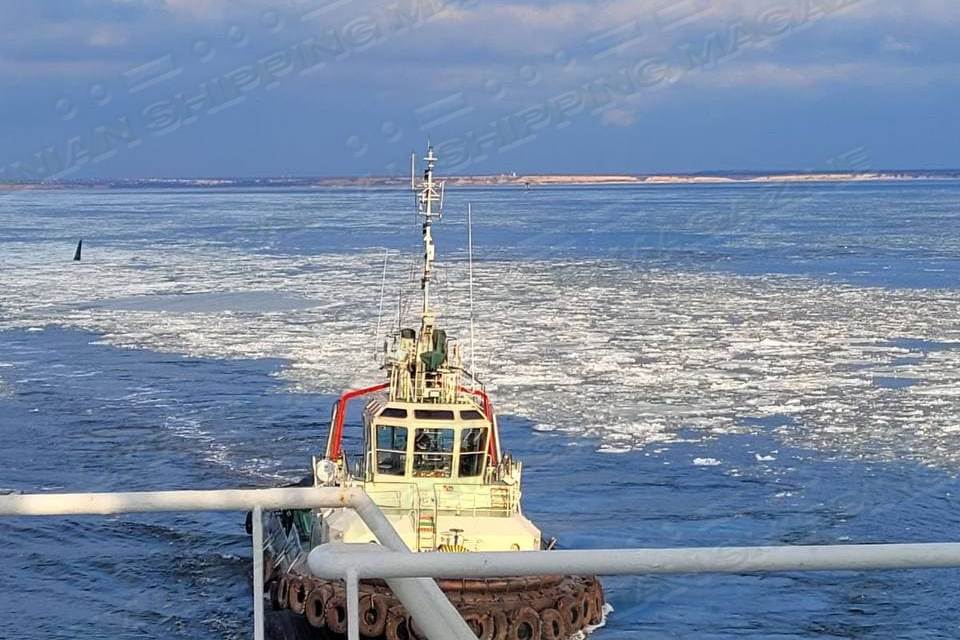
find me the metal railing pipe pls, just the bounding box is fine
[251,506,265,640]
[0,488,478,640]
[0,487,353,516]
[346,569,360,640]
[309,542,960,579]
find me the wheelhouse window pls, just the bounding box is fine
[375,425,408,476]
[415,409,455,420]
[413,428,455,478]
[458,427,488,477]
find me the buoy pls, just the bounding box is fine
[73,239,82,261]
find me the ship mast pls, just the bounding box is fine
[383,145,457,403]
[382,147,475,404]
[415,145,443,318]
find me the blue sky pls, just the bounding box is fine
[0,0,957,178]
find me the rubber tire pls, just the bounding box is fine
[589,581,606,625]
[287,576,308,615]
[462,610,496,640]
[359,593,389,637]
[276,575,290,610]
[540,609,565,640]
[507,607,541,640]
[268,580,282,611]
[556,595,581,634]
[579,589,592,627]
[324,591,348,635]
[386,607,413,640]
[304,586,329,629]
[491,610,509,640]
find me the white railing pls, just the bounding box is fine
[4,487,960,640]
[309,541,960,578]
[0,487,476,640]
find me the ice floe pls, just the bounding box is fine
[2,239,960,469]
[693,457,722,466]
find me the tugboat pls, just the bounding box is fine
[262,147,605,640]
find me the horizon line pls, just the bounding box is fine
[2,167,960,187]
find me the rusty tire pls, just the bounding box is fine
[276,575,291,610]
[462,610,495,640]
[491,610,509,640]
[556,595,582,634]
[539,609,564,640]
[507,606,540,640]
[304,585,330,629]
[583,593,599,629]
[323,590,348,635]
[408,615,427,640]
[386,607,413,640]
[589,581,605,625]
[268,580,283,611]
[579,591,592,627]
[359,592,389,637]
[287,576,309,615]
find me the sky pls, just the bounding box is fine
[0,0,957,179]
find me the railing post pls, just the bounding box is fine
[252,506,264,640]
[346,569,360,640]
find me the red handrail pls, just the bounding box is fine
[327,383,500,465]
[326,383,389,461]
[459,386,499,465]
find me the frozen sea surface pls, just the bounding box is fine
[2,182,960,637]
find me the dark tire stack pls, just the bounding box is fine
[266,572,606,640]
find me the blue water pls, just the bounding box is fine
[2,182,960,638]
[4,182,960,288]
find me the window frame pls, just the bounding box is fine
[411,426,456,479]
[457,426,489,478]
[374,424,409,477]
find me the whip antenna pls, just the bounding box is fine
[468,202,476,382]
[410,152,416,191]
[374,249,389,361]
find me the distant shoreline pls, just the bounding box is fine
[2,170,960,190]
